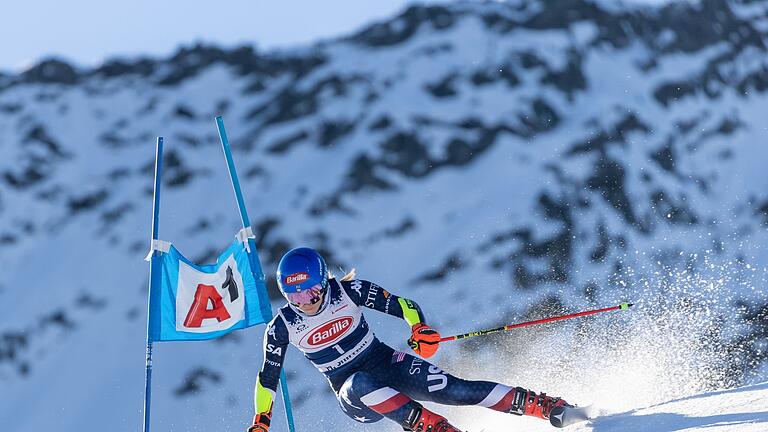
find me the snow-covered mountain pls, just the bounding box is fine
[1,0,767,431]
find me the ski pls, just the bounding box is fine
[549,405,598,428]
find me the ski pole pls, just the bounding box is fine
[440,303,633,342]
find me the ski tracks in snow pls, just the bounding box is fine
[572,382,768,432]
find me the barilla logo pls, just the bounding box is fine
[285,272,309,285]
[305,317,353,347]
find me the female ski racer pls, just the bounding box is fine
[247,247,570,432]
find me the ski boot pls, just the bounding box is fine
[509,387,571,421]
[403,403,463,432]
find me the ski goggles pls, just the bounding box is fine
[287,284,325,307]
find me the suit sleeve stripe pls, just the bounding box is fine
[255,376,276,413]
[398,297,423,327]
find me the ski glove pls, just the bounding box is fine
[408,323,441,358]
[247,413,271,432]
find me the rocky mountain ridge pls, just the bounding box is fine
[1,1,767,430]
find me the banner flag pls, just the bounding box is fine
[148,239,271,342]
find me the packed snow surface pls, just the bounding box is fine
[573,382,768,432]
[460,382,768,432]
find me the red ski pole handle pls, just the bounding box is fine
[440,303,633,342]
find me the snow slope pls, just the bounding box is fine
[437,382,768,432]
[419,383,768,432]
[583,382,768,432]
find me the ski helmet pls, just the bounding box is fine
[276,247,329,307]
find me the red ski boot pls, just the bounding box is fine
[509,387,571,421]
[404,403,463,432]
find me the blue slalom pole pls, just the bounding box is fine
[216,116,251,228]
[143,137,164,432]
[215,117,297,432]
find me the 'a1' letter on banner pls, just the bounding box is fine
[176,254,245,333]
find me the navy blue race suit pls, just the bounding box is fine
[255,278,522,427]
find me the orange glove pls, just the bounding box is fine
[247,413,271,432]
[408,323,441,358]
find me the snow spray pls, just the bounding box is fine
[439,252,767,431]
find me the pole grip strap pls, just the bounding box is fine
[236,226,256,252]
[144,239,172,261]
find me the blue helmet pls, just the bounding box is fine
[276,247,329,300]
